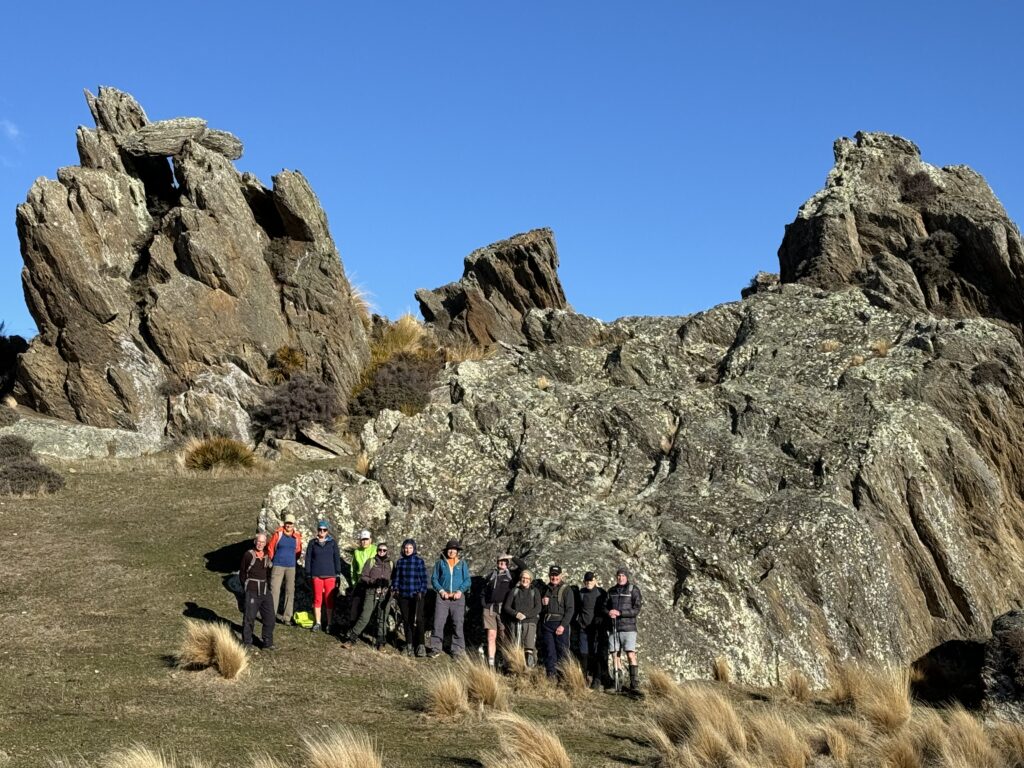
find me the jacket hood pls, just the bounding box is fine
[401,538,417,554]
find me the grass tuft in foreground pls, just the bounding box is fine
[303,729,383,768]
[481,712,572,768]
[181,437,256,472]
[175,620,248,680]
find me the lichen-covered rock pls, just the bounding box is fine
[415,228,568,346]
[0,413,159,459]
[16,87,369,444]
[779,132,1024,331]
[262,280,1024,685]
[982,611,1024,723]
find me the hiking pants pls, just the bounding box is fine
[398,594,426,648]
[541,620,571,677]
[270,565,295,622]
[579,624,608,681]
[352,588,388,637]
[431,596,466,655]
[242,591,274,647]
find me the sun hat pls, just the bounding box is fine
[283,513,296,524]
[444,538,462,551]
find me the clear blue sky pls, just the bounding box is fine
[1,2,1022,338]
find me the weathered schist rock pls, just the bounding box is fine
[779,131,1024,331]
[983,611,1024,722]
[415,228,568,346]
[16,87,369,445]
[263,136,1024,687]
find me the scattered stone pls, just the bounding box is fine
[740,271,780,299]
[271,439,338,462]
[298,423,354,456]
[416,228,568,346]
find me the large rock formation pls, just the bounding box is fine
[16,87,369,444]
[415,228,568,346]
[261,135,1024,686]
[779,131,1024,330]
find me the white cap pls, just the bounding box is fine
[359,529,372,540]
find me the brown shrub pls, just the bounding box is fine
[0,456,65,496]
[182,437,255,472]
[252,375,340,439]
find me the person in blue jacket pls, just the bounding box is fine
[304,520,342,633]
[427,538,471,659]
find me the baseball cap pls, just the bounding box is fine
[549,565,562,576]
[283,513,296,524]
[359,529,371,540]
[583,571,596,582]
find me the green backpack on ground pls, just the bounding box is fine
[292,610,314,628]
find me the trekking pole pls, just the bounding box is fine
[375,588,389,649]
[612,616,622,693]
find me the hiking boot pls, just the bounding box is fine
[263,644,277,651]
[590,676,602,691]
[341,634,355,648]
[628,664,639,692]
[415,645,427,658]
[425,648,440,659]
[311,623,321,633]
[404,645,414,657]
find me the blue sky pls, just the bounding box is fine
[1,2,1022,338]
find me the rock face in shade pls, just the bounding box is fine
[261,136,1024,687]
[415,228,568,346]
[16,87,369,445]
[779,131,1024,331]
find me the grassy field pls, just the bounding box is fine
[0,456,649,768]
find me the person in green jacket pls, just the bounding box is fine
[348,529,376,625]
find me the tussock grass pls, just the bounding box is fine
[371,314,431,365]
[646,668,679,700]
[444,341,494,364]
[556,656,590,699]
[181,437,255,472]
[354,451,371,477]
[426,669,469,719]
[942,705,999,768]
[848,353,866,367]
[649,682,746,753]
[785,668,812,703]
[248,755,286,768]
[536,375,551,390]
[818,725,851,765]
[819,339,841,353]
[990,721,1024,764]
[349,283,374,330]
[499,638,528,677]
[481,712,572,768]
[870,338,891,357]
[851,666,911,733]
[99,746,180,768]
[303,728,384,768]
[745,710,809,768]
[461,659,509,711]
[175,620,248,680]
[712,656,731,684]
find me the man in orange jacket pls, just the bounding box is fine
[267,513,303,624]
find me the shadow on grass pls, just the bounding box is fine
[183,601,242,633]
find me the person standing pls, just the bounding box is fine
[348,529,375,624]
[606,567,643,692]
[344,542,393,647]
[391,538,429,657]
[577,571,608,689]
[305,520,342,633]
[267,514,302,625]
[540,565,575,678]
[480,554,516,668]
[239,533,274,650]
[427,539,471,659]
[502,568,542,667]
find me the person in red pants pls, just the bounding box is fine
[304,520,342,633]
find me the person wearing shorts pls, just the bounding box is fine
[480,553,516,668]
[305,520,341,633]
[606,566,643,692]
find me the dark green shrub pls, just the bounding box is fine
[183,437,256,471]
[349,352,444,432]
[0,322,28,398]
[0,457,64,495]
[906,231,959,286]
[251,375,340,439]
[898,168,941,205]
[0,435,33,461]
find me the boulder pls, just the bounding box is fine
[16,87,370,444]
[0,412,159,459]
[262,278,1024,685]
[779,132,1024,331]
[983,611,1024,722]
[415,228,568,346]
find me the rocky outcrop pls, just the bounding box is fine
[0,412,159,459]
[983,611,1024,722]
[263,279,1024,685]
[16,87,369,443]
[779,132,1024,330]
[415,228,568,346]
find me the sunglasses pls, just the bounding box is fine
[317,528,328,532]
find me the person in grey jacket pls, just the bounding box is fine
[540,565,575,678]
[606,566,643,692]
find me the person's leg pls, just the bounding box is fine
[269,567,285,620]
[397,597,413,650]
[259,594,275,648]
[323,578,336,628]
[541,622,558,677]
[450,597,466,656]
[350,590,379,638]
[242,593,258,646]
[312,577,325,626]
[555,626,571,668]
[625,633,639,690]
[413,594,426,649]
[430,599,447,652]
[282,566,295,622]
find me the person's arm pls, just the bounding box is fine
[623,586,642,619]
[239,551,250,582]
[350,549,359,584]
[266,532,278,561]
[332,542,342,578]
[418,559,429,595]
[560,588,575,630]
[456,561,472,594]
[430,560,444,593]
[502,589,517,618]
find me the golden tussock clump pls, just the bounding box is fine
[819,338,841,353]
[645,668,679,700]
[354,451,371,477]
[712,656,731,684]
[303,729,384,768]
[850,666,911,733]
[785,668,812,703]
[349,283,374,331]
[371,313,431,365]
[425,669,469,719]
[649,682,746,754]
[744,710,810,768]
[175,619,248,680]
[444,341,494,364]
[870,338,891,357]
[848,353,867,367]
[536,375,551,391]
[499,638,528,677]
[556,656,590,700]
[460,659,510,711]
[99,746,186,768]
[480,712,572,768]
[180,437,256,473]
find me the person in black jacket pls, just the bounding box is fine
[606,566,643,692]
[576,571,607,690]
[503,569,541,667]
[305,520,342,633]
[540,565,575,678]
[480,554,517,668]
[239,533,274,650]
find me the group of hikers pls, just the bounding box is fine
[239,515,644,692]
